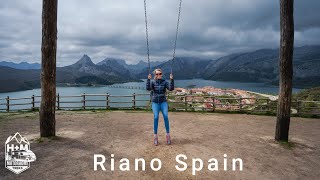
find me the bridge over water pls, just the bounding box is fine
[106,85,146,90]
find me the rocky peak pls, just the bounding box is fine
[75,54,95,66]
[97,58,127,66]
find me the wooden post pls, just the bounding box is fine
[166,93,169,110]
[266,99,270,113]
[32,95,35,111]
[212,96,215,111]
[191,96,194,111]
[167,93,169,110]
[6,96,9,112]
[184,95,187,111]
[296,99,300,116]
[106,93,109,109]
[82,93,86,110]
[57,93,60,110]
[149,93,152,110]
[133,93,136,110]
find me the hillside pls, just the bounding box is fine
[0,66,40,92]
[0,66,74,93]
[202,45,320,87]
[137,57,212,79]
[293,87,320,101]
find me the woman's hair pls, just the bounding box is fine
[153,68,162,80]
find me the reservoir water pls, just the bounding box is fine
[0,79,302,110]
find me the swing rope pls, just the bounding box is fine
[144,0,182,75]
[144,0,151,75]
[171,0,182,75]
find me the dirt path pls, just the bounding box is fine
[0,111,319,180]
[246,91,278,100]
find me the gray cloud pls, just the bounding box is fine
[0,0,319,66]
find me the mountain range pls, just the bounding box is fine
[202,45,320,87]
[0,61,40,69]
[0,45,319,93]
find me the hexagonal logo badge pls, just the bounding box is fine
[5,132,36,174]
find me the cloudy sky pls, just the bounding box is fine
[0,0,319,66]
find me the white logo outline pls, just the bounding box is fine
[5,132,36,174]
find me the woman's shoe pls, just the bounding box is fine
[154,137,158,146]
[166,134,171,145]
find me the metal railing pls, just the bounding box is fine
[0,93,319,117]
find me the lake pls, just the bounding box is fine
[0,79,302,110]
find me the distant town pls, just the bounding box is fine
[168,86,278,111]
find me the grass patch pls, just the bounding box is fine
[278,141,295,149]
[0,115,6,120]
[36,136,61,143]
[1,108,319,119]
[0,112,38,124]
[294,113,320,119]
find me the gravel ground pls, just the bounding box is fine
[0,110,319,180]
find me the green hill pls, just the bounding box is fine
[293,87,320,101]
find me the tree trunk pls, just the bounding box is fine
[40,0,58,137]
[275,0,294,142]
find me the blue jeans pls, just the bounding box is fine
[152,102,170,134]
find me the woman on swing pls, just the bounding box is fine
[146,69,174,146]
